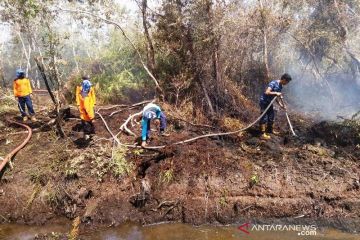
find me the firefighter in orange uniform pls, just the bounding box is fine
[76,76,96,139]
[13,69,36,122]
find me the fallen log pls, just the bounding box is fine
[119,111,143,136]
[109,100,153,117]
[96,111,121,145]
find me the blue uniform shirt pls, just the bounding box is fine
[141,103,162,141]
[260,80,282,104]
[143,103,161,119]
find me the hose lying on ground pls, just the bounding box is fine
[0,118,32,173]
[98,96,284,149]
[145,96,281,149]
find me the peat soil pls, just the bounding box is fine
[0,102,359,234]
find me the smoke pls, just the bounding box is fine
[285,68,360,120]
[274,29,360,121]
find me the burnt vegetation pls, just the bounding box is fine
[0,0,359,234]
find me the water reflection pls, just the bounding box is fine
[0,223,70,240]
[0,222,358,240]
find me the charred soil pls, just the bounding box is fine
[0,101,359,234]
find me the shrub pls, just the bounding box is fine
[0,88,17,114]
[160,169,174,184]
[111,146,134,178]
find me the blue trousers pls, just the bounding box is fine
[18,95,35,117]
[159,112,167,131]
[259,101,274,125]
[141,112,167,141]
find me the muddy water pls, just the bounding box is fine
[0,223,70,240]
[0,223,359,240]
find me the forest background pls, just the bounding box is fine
[1,0,360,120]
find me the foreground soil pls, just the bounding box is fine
[0,100,359,234]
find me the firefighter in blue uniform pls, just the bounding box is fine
[259,73,292,140]
[140,103,169,147]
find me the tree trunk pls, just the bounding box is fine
[34,57,56,105]
[212,43,222,92]
[34,57,65,138]
[185,15,215,117]
[0,43,5,88]
[259,0,270,82]
[263,29,270,81]
[17,31,35,87]
[72,41,80,73]
[141,0,156,72]
[29,35,41,88]
[200,80,215,116]
[203,0,220,114]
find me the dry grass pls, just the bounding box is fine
[222,117,245,130]
[68,216,80,240]
[162,100,209,125]
[159,168,174,184]
[0,89,17,114]
[25,184,41,210]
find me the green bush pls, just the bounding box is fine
[64,30,150,104]
[111,146,134,177]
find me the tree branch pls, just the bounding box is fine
[96,111,121,145]
[120,111,143,136]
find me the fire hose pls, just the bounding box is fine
[124,95,297,149]
[0,91,53,173]
[285,112,297,136]
[0,118,32,173]
[99,95,297,149]
[279,96,297,137]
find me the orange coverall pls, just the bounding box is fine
[13,78,32,97]
[76,86,96,121]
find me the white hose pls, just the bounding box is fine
[280,97,297,137]
[144,96,280,149]
[285,111,297,136]
[99,96,296,150]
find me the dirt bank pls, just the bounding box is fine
[0,102,359,233]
